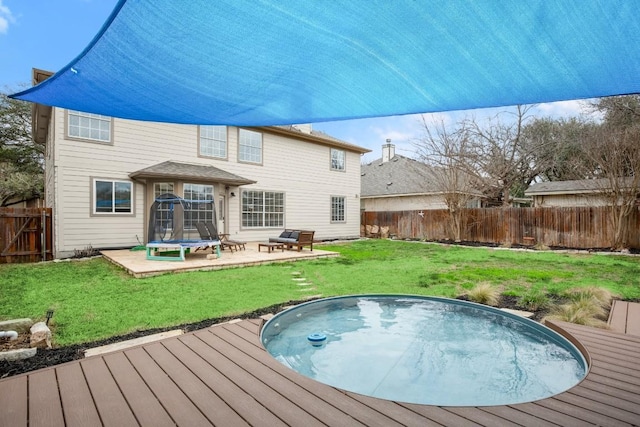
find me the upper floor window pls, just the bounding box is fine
[199,125,227,158]
[331,148,345,171]
[331,196,345,222]
[68,110,111,143]
[238,129,262,164]
[94,179,132,214]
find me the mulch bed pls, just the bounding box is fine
[1,295,554,379]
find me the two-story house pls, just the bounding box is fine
[32,70,369,258]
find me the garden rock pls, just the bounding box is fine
[30,322,52,349]
[0,318,33,334]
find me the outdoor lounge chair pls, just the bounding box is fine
[193,222,234,253]
[203,222,246,252]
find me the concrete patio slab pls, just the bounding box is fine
[101,242,339,278]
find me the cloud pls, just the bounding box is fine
[0,1,16,34]
[535,100,588,117]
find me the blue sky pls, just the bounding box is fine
[1,0,590,163]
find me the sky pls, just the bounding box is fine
[1,0,592,163]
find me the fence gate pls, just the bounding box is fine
[0,207,53,264]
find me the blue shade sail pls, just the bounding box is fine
[11,0,640,125]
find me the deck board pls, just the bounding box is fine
[479,405,559,427]
[210,326,406,427]
[2,318,640,426]
[608,300,640,337]
[0,375,27,427]
[627,301,640,336]
[28,369,67,427]
[56,363,103,427]
[102,352,175,427]
[196,329,366,427]
[180,333,325,427]
[124,346,212,426]
[143,341,250,427]
[161,338,288,427]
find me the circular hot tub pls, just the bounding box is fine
[261,295,588,406]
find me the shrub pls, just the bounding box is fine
[72,245,99,259]
[517,289,550,311]
[564,286,615,316]
[466,283,501,306]
[544,300,608,328]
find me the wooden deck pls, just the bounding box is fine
[608,300,640,337]
[1,319,639,426]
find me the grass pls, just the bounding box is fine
[517,289,552,311]
[1,239,639,346]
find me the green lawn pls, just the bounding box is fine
[1,240,638,346]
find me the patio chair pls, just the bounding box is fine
[204,222,246,251]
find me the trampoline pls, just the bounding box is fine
[146,193,221,261]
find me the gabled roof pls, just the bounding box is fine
[361,155,444,197]
[525,177,637,196]
[129,161,256,186]
[268,126,370,154]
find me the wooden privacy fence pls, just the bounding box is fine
[0,207,53,264]
[362,206,640,249]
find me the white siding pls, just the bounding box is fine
[50,113,361,256]
[362,194,448,211]
[533,194,611,207]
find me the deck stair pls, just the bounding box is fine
[608,300,640,337]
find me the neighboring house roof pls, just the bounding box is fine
[129,161,256,186]
[525,177,637,196]
[361,155,445,197]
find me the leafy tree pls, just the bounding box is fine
[0,86,44,206]
[521,117,597,182]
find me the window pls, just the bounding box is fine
[154,183,175,232]
[238,129,262,163]
[331,196,345,222]
[68,110,111,142]
[330,148,345,171]
[242,190,284,228]
[183,184,215,231]
[199,125,227,158]
[94,179,132,214]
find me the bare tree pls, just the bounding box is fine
[413,117,480,241]
[416,105,542,207]
[579,97,640,250]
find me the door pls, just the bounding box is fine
[218,195,226,234]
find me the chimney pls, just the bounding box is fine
[382,139,395,163]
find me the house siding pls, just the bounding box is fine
[48,111,362,257]
[362,194,448,211]
[532,194,612,207]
